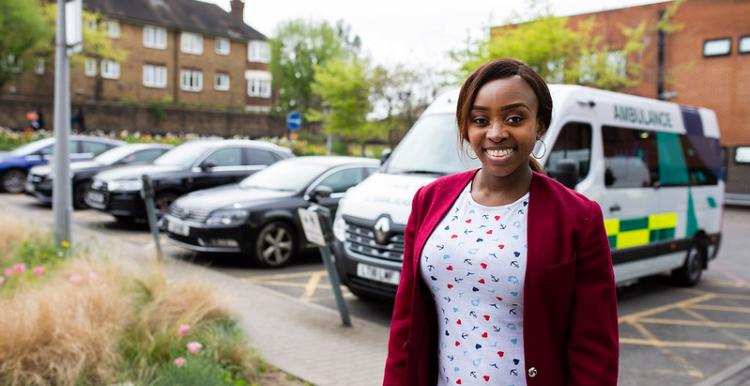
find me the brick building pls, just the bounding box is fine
[1,0,282,136]
[491,0,750,199]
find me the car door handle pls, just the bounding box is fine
[609,204,621,213]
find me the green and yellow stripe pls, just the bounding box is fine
[605,212,677,249]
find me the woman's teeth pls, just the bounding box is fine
[485,148,514,157]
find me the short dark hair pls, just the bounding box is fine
[456,58,553,171]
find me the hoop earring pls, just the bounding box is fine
[467,152,478,160]
[532,139,546,159]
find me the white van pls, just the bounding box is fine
[332,85,724,300]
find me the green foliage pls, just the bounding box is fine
[269,19,359,115]
[451,1,658,90]
[0,0,52,87]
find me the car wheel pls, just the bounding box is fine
[73,183,89,209]
[253,221,296,267]
[1,169,26,193]
[154,192,178,217]
[671,241,706,287]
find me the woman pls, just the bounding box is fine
[383,59,618,386]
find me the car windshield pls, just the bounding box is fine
[239,159,329,192]
[93,146,138,165]
[153,142,210,168]
[10,138,54,156]
[384,113,480,175]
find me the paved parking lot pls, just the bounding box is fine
[2,193,749,385]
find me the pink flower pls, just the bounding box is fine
[68,274,84,283]
[32,266,45,276]
[3,269,13,278]
[88,272,98,281]
[13,263,26,273]
[177,324,190,337]
[186,341,202,354]
[174,357,186,367]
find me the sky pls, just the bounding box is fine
[205,0,670,72]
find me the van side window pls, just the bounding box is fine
[546,122,592,182]
[602,126,660,188]
[680,135,721,186]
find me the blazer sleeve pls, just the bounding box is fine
[383,186,423,386]
[566,201,620,386]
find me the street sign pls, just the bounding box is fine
[286,111,302,131]
[65,0,83,56]
[297,208,326,246]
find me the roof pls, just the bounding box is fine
[84,0,266,41]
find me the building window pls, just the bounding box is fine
[180,32,203,55]
[739,35,750,54]
[245,70,272,98]
[85,18,97,32]
[606,51,627,77]
[2,54,23,74]
[180,69,203,92]
[143,64,167,88]
[103,20,120,38]
[101,60,120,79]
[215,37,230,55]
[143,25,167,49]
[84,57,97,77]
[736,147,750,164]
[214,73,230,91]
[34,57,45,75]
[248,40,270,63]
[703,38,731,57]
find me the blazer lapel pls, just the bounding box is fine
[411,169,478,281]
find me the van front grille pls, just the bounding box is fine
[344,220,404,262]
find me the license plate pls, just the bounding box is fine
[87,191,104,204]
[25,182,35,193]
[357,263,400,285]
[167,218,190,236]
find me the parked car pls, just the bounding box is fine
[163,156,379,267]
[0,136,124,193]
[85,139,294,222]
[26,143,173,208]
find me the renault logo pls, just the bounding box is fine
[373,216,391,245]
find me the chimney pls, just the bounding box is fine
[230,0,245,23]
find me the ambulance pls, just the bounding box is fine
[332,85,724,300]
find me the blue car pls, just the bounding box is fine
[0,135,124,193]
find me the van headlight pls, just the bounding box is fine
[206,209,250,226]
[107,179,142,192]
[333,210,346,241]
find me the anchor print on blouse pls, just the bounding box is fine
[422,184,529,386]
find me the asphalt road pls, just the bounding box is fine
[2,192,749,386]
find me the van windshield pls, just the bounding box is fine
[384,114,479,175]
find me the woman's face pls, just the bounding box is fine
[467,75,540,179]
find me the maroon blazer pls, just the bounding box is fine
[383,170,619,386]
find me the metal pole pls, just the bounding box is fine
[141,175,163,261]
[312,204,351,327]
[53,0,72,247]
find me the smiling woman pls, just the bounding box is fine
[383,59,618,386]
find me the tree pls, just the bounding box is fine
[451,0,683,91]
[269,19,359,116]
[308,58,376,153]
[0,0,51,88]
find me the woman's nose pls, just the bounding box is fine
[486,120,507,141]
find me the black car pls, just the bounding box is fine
[163,156,379,267]
[85,139,293,222]
[26,143,173,208]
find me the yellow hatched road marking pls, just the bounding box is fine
[300,272,325,303]
[689,304,750,314]
[250,270,327,282]
[620,337,750,352]
[639,318,750,330]
[619,293,717,323]
[627,321,705,378]
[681,307,750,347]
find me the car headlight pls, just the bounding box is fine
[107,179,143,192]
[333,209,346,241]
[206,209,250,226]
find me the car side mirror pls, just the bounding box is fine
[200,161,216,171]
[380,149,392,166]
[308,185,333,203]
[549,159,578,189]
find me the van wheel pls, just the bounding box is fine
[252,221,296,267]
[1,169,26,193]
[671,242,706,287]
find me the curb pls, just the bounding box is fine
[691,354,750,386]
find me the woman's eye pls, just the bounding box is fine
[472,117,489,125]
[507,116,525,125]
